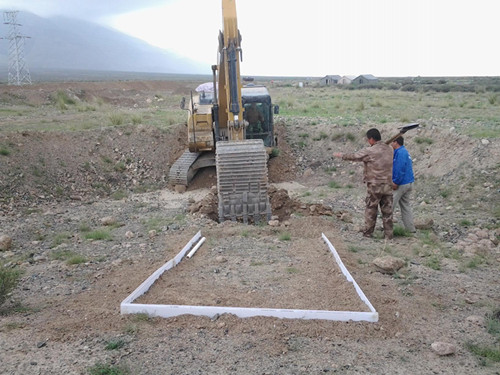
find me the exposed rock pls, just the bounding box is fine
[175,185,187,193]
[268,220,280,227]
[340,212,353,223]
[431,341,456,356]
[372,256,405,274]
[0,235,12,251]
[100,216,117,226]
[414,218,434,230]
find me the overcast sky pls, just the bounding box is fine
[0,0,497,77]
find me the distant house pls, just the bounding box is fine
[319,75,341,86]
[352,74,379,85]
[338,75,357,85]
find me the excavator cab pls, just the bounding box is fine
[242,85,279,149]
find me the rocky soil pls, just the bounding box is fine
[0,81,499,375]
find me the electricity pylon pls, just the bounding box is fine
[2,11,32,85]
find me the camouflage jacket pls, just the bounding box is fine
[342,141,393,184]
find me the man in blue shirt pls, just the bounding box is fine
[391,136,416,233]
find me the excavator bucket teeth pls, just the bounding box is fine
[216,140,271,223]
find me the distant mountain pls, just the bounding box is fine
[0,12,208,75]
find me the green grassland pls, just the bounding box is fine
[0,75,498,138]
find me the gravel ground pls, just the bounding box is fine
[1,81,499,375]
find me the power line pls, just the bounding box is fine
[2,11,32,85]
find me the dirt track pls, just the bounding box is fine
[0,81,499,374]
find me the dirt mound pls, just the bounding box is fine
[0,124,186,212]
[189,185,333,222]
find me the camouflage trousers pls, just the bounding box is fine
[364,182,393,238]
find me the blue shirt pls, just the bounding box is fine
[392,145,414,185]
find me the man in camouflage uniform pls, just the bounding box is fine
[333,128,394,239]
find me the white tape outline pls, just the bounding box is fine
[120,231,378,322]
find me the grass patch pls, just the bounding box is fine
[347,245,363,253]
[51,232,72,248]
[466,127,500,139]
[439,189,451,198]
[105,339,126,350]
[114,162,126,172]
[144,216,169,232]
[465,342,500,364]
[79,222,92,232]
[109,113,125,126]
[84,229,112,241]
[0,267,21,306]
[50,249,80,263]
[131,115,142,125]
[425,255,441,270]
[415,137,433,145]
[486,309,500,338]
[393,225,413,237]
[418,230,440,248]
[465,255,485,269]
[285,267,299,274]
[111,190,128,200]
[313,131,329,141]
[328,181,342,189]
[279,232,291,241]
[459,219,472,227]
[66,255,87,265]
[53,90,76,110]
[0,147,11,156]
[130,313,151,322]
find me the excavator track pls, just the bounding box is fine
[168,150,200,186]
[216,139,271,223]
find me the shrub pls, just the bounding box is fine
[0,267,20,306]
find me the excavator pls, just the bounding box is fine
[169,0,279,224]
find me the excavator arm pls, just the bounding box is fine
[214,0,271,223]
[217,0,244,141]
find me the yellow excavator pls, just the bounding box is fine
[169,0,279,223]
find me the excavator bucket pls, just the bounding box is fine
[216,139,271,223]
